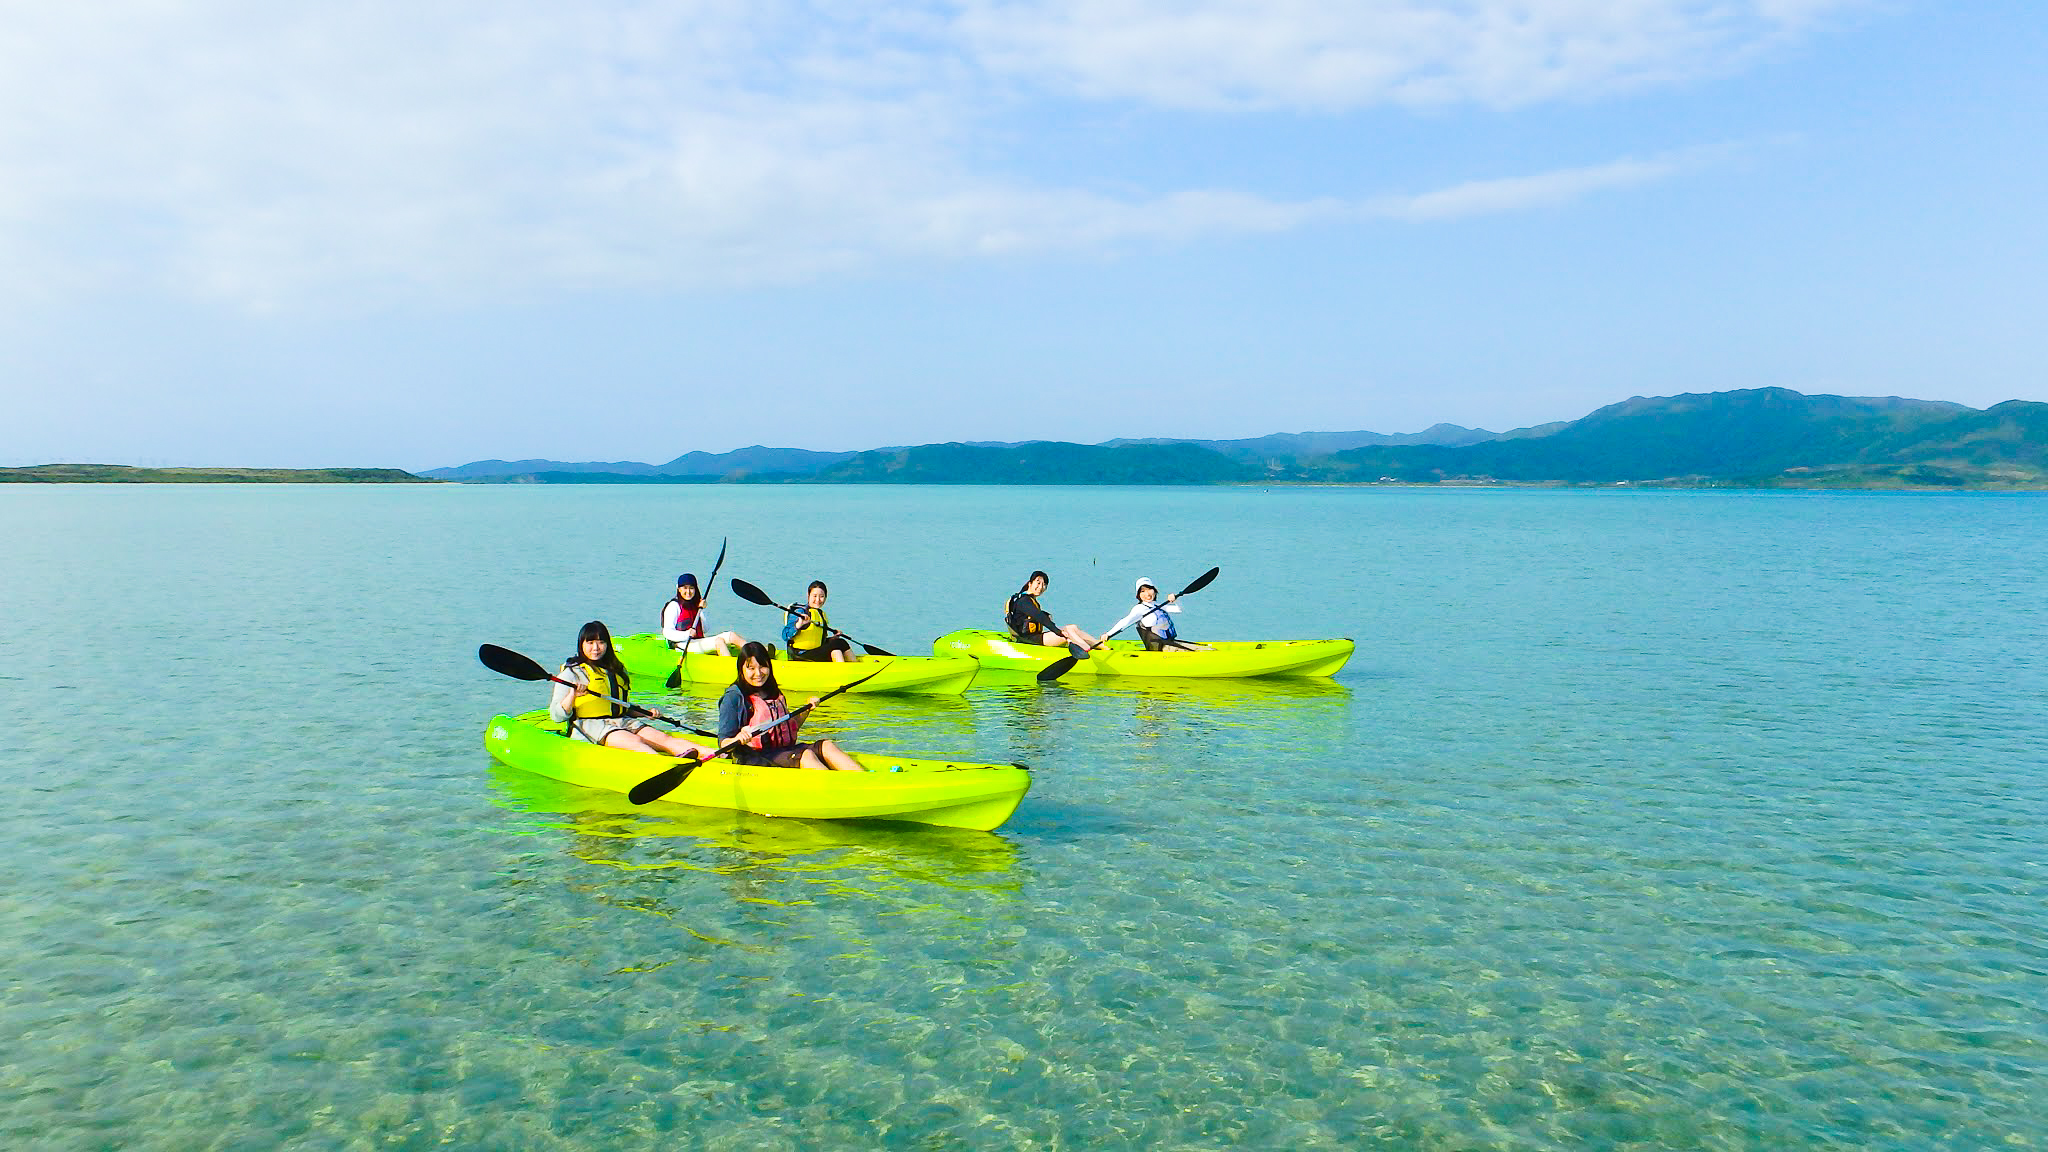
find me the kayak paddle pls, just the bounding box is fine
[1036,566,1221,682]
[478,643,716,737]
[667,537,729,689]
[628,660,895,805]
[728,577,896,657]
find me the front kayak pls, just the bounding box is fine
[613,632,977,695]
[483,711,1030,831]
[931,629,1354,678]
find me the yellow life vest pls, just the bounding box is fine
[569,663,626,721]
[791,605,829,652]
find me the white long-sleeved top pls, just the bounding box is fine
[1103,600,1180,639]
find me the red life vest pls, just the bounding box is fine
[744,692,802,750]
[667,597,705,643]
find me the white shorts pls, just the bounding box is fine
[568,716,649,744]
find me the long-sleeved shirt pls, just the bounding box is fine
[1103,600,1181,640]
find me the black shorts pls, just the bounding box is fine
[787,636,852,661]
[1138,627,1193,652]
[732,742,818,766]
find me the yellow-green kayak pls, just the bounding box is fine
[613,632,977,694]
[482,711,1030,831]
[931,629,1353,678]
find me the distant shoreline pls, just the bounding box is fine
[7,465,2044,491]
[0,465,435,484]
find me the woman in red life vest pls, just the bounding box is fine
[661,572,745,658]
[715,641,863,771]
[549,621,715,758]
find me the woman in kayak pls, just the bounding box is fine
[1103,577,1209,651]
[718,641,863,771]
[662,572,745,658]
[551,621,715,757]
[781,580,855,662]
[1006,571,1099,649]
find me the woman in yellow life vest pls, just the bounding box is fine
[549,621,714,758]
[780,580,855,662]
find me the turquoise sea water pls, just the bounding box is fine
[2,485,2044,1150]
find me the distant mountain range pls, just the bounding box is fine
[423,389,2048,489]
[426,445,858,479]
[423,418,1569,481]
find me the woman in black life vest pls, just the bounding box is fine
[1005,571,1099,650]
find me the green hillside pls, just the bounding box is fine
[1302,389,2040,486]
[814,441,1253,484]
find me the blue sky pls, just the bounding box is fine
[1,1,2042,470]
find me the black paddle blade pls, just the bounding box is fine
[628,758,699,805]
[1036,654,1080,682]
[1178,566,1221,597]
[858,642,896,657]
[478,644,550,682]
[729,577,775,607]
[665,667,682,689]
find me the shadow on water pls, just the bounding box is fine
[483,762,1025,924]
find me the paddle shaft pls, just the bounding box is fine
[667,537,731,688]
[629,661,892,804]
[1039,566,1219,681]
[547,671,715,738]
[730,578,894,656]
[1095,567,1220,647]
[775,602,893,657]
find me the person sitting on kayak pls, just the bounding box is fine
[551,621,715,757]
[661,572,744,658]
[781,580,855,662]
[1103,577,1209,652]
[717,641,863,771]
[1006,570,1100,649]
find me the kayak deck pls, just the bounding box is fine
[483,711,1029,831]
[931,629,1353,678]
[613,632,977,695]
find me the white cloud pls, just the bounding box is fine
[0,1,1858,306]
[957,0,1868,109]
[1374,154,1690,220]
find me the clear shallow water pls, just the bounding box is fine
[2,485,2044,1150]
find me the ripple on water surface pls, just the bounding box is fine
[2,485,2045,1150]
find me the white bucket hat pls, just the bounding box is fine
[1134,577,1156,594]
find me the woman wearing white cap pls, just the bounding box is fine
[1103,577,1207,652]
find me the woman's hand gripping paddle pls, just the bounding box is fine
[728,577,897,656]
[627,661,894,805]
[666,537,729,689]
[477,644,715,737]
[1035,566,1220,683]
